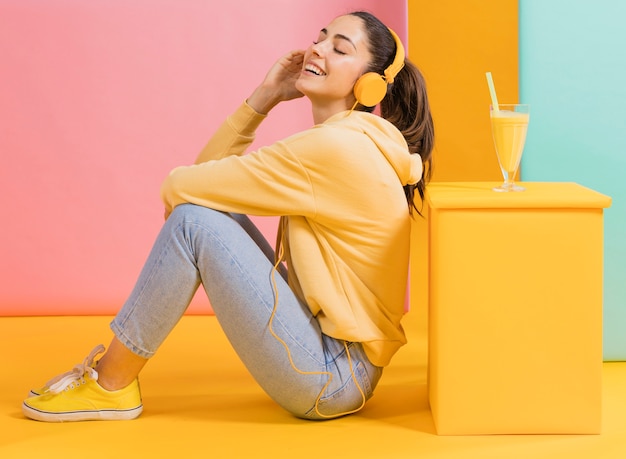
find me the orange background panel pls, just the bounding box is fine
[408,0,519,318]
[409,0,519,182]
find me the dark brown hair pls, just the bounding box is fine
[350,11,434,216]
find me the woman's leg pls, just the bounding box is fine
[110,204,382,418]
[97,211,280,391]
[25,204,381,422]
[95,337,147,391]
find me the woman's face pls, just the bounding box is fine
[296,15,372,110]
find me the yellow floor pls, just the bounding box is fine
[1,313,625,458]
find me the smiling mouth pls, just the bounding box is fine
[304,63,326,76]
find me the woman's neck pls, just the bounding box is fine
[311,100,355,125]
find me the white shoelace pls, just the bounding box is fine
[43,344,106,394]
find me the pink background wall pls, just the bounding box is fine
[0,0,407,315]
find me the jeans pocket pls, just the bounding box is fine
[304,360,377,420]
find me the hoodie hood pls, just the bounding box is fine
[325,110,423,186]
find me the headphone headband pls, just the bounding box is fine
[384,28,405,84]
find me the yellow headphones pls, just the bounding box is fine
[353,28,405,107]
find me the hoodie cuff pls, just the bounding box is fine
[227,100,268,137]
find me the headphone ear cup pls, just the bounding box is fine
[353,72,388,107]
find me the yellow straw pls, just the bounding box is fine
[485,71,500,113]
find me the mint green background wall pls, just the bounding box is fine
[519,1,626,360]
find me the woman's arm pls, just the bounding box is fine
[194,50,305,165]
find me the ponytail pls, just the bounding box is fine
[350,11,435,217]
[381,60,434,217]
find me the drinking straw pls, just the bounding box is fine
[485,71,500,113]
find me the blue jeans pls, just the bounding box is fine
[110,204,383,419]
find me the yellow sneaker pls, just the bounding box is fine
[22,346,143,422]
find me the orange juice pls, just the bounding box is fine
[490,110,529,176]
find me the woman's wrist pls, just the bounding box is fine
[247,85,281,115]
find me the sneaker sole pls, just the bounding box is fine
[22,402,143,422]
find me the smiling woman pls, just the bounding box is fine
[22,10,434,424]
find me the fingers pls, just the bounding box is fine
[287,49,305,59]
[284,50,305,70]
[290,49,305,60]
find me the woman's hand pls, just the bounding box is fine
[247,50,305,114]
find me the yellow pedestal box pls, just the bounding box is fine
[418,182,611,435]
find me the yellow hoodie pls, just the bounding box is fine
[161,102,422,367]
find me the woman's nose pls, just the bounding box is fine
[310,41,324,57]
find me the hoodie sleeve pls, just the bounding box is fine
[193,101,267,164]
[161,129,319,218]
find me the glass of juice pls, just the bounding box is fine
[490,103,530,192]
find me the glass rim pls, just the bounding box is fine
[490,103,530,107]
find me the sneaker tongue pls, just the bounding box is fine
[43,344,105,394]
[47,366,99,394]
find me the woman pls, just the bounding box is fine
[23,10,433,422]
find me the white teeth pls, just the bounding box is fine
[305,64,326,76]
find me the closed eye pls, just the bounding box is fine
[312,40,346,55]
[315,28,357,54]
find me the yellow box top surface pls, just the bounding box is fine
[426,182,612,209]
